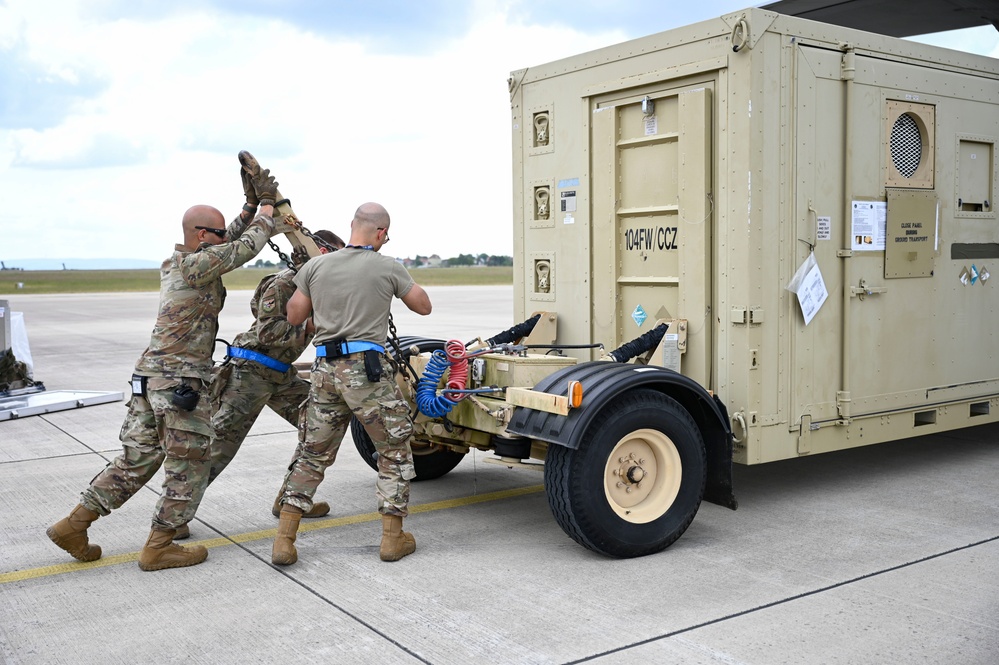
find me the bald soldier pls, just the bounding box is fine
[47,166,284,571]
[272,202,432,565]
[173,229,346,541]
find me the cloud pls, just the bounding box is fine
[1,0,997,265]
[0,45,108,131]
[11,130,149,169]
[80,0,478,54]
[907,24,999,53]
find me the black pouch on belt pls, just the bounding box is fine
[363,350,382,383]
[172,384,201,411]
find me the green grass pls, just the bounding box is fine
[0,266,512,295]
[407,266,513,286]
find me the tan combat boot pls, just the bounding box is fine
[379,515,416,562]
[173,523,190,540]
[272,505,303,565]
[46,504,102,562]
[271,492,330,519]
[138,528,208,571]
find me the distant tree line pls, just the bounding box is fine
[411,254,513,267]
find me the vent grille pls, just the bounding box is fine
[890,113,922,178]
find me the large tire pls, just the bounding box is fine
[351,336,466,481]
[544,389,706,558]
[351,417,466,481]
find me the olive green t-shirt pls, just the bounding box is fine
[293,248,415,346]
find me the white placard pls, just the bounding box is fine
[816,216,831,241]
[851,201,886,251]
[644,115,657,136]
[786,252,828,326]
[662,333,680,372]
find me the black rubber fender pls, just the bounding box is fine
[507,361,737,510]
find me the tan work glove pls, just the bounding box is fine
[252,169,279,207]
[241,168,258,208]
[289,246,311,269]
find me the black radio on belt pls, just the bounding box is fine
[363,350,382,383]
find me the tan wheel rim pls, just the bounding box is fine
[412,440,448,457]
[603,428,681,524]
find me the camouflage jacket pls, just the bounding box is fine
[230,268,314,367]
[133,212,274,381]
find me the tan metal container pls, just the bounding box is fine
[510,7,999,464]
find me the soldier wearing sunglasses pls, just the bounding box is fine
[47,164,287,571]
[175,229,346,540]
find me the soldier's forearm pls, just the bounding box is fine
[226,209,252,240]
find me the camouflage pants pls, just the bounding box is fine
[282,356,415,516]
[80,377,212,531]
[207,361,310,483]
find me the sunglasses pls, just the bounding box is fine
[195,226,226,239]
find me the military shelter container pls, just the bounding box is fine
[509,6,999,465]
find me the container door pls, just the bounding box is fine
[591,86,713,388]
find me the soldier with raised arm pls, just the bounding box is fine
[47,164,286,571]
[174,230,346,540]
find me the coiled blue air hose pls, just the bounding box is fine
[416,350,459,418]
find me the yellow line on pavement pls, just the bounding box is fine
[1,485,544,585]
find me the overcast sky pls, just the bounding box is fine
[2,0,997,265]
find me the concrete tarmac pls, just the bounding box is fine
[1,286,997,664]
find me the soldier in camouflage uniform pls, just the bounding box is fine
[273,202,432,565]
[47,165,285,571]
[174,230,345,540]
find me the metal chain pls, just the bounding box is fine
[266,214,339,273]
[386,314,404,375]
[267,238,294,271]
[387,315,403,360]
[386,314,419,384]
[300,222,339,253]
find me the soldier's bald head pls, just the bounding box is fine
[345,202,393,250]
[182,205,225,234]
[352,202,389,232]
[181,205,226,249]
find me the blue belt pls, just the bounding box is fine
[316,341,385,358]
[226,346,292,373]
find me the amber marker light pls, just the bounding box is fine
[567,380,583,408]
